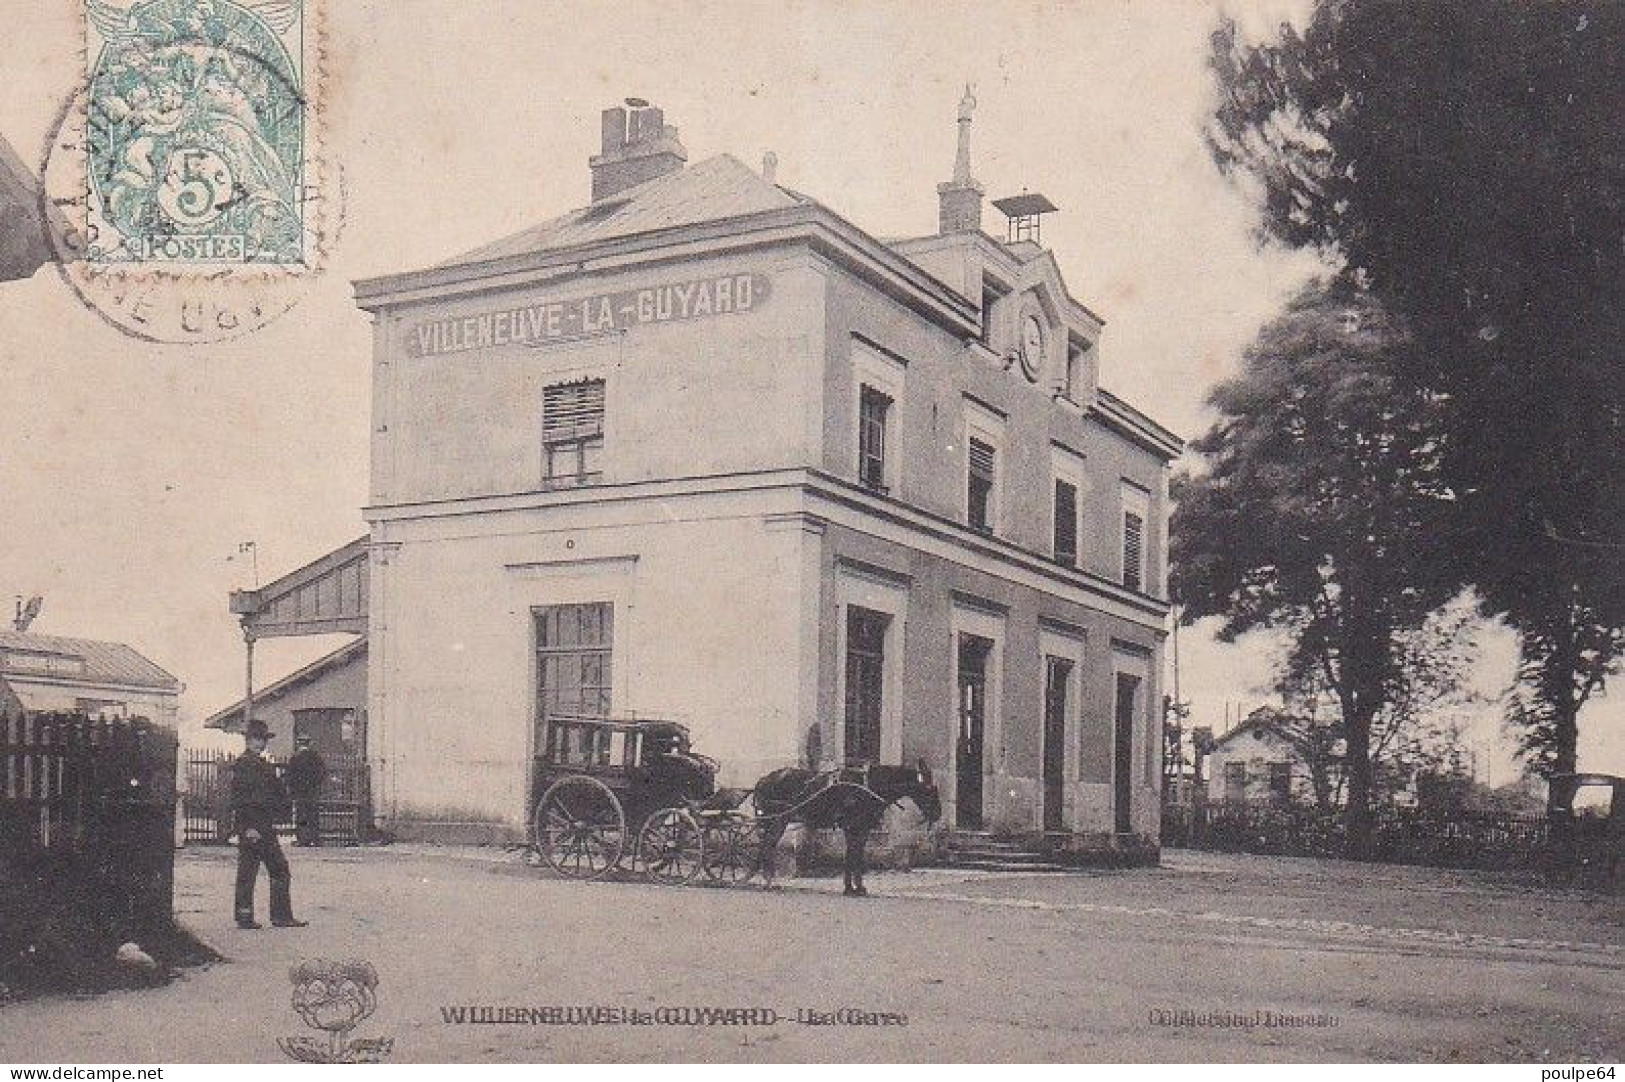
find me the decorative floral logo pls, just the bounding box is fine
[278,958,394,1063]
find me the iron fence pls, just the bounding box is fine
[182,749,370,846]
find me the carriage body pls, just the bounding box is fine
[529,714,724,879]
[1546,773,1624,891]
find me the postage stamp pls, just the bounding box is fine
[40,0,337,342]
[84,0,307,265]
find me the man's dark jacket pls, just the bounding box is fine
[230,751,291,833]
[285,748,326,799]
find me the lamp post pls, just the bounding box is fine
[229,539,261,732]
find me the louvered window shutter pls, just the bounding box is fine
[968,438,996,480]
[1122,510,1144,591]
[1054,479,1078,567]
[543,380,605,442]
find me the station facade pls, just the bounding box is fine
[349,97,1180,854]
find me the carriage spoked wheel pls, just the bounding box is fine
[635,808,705,886]
[533,776,626,880]
[702,819,761,885]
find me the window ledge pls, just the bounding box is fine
[540,473,603,491]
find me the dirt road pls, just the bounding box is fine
[0,847,1618,1062]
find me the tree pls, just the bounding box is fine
[1268,598,1485,812]
[1171,282,1463,855]
[1207,1,1625,778]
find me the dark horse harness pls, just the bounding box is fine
[747,765,903,824]
[743,763,939,895]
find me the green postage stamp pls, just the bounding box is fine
[43,0,334,341]
[85,0,306,264]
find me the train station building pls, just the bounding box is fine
[238,95,1180,859]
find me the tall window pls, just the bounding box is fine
[1268,761,1293,804]
[542,379,605,486]
[1121,482,1150,593]
[843,606,888,764]
[1223,761,1248,804]
[1064,342,1085,401]
[979,283,1006,346]
[535,603,613,763]
[858,385,891,491]
[967,438,996,533]
[1053,478,1079,567]
[1122,509,1145,592]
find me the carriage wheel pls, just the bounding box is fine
[636,808,705,886]
[703,820,759,885]
[533,776,626,880]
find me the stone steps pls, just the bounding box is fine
[944,831,1077,873]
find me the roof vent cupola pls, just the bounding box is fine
[993,192,1058,249]
[591,98,689,203]
[936,86,985,235]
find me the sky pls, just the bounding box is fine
[0,0,1617,776]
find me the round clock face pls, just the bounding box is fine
[1019,314,1045,382]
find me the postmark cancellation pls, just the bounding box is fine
[42,0,337,342]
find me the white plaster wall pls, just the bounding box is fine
[6,677,178,727]
[370,252,826,507]
[367,488,810,835]
[1206,728,1312,803]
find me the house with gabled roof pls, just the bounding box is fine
[203,637,367,761]
[0,628,180,725]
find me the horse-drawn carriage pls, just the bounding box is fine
[529,714,940,894]
[1545,772,1624,891]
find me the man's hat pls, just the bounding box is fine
[243,718,274,741]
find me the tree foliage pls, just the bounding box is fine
[1171,282,1462,852]
[1207,1,1625,775]
[1263,598,1484,812]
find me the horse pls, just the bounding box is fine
[750,762,941,896]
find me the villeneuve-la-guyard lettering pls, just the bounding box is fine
[409,273,771,357]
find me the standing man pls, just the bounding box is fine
[286,733,326,847]
[230,718,307,929]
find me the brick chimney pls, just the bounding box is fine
[937,86,984,234]
[590,98,688,202]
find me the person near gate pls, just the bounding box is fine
[285,733,327,847]
[229,718,307,929]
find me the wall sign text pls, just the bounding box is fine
[408,273,770,357]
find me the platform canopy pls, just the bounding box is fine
[229,536,370,640]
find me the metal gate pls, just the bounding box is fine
[183,749,370,846]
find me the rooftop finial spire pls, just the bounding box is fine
[953,83,978,185]
[938,85,986,234]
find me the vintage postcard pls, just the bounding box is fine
[0,0,1620,1071]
